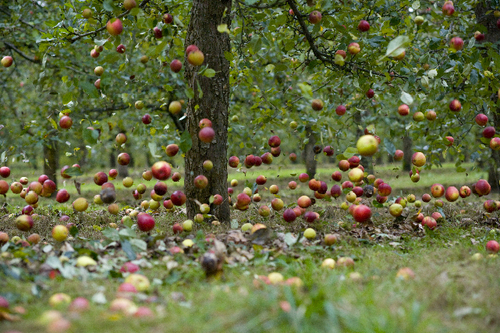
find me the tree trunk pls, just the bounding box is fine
[184,0,232,222]
[303,125,317,178]
[475,2,500,191]
[43,140,58,185]
[402,135,412,172]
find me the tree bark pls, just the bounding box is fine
[303,125,317,178]
[184,0,232,222]
[475,2,500,192]
[402,135,412,172]
[43,140,58,185]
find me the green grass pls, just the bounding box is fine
[1,165,499,332]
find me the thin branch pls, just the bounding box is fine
[236,0,285,9]
[3,42,40,64]
[41,0,151,43]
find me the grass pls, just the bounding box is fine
[1,164,499,332]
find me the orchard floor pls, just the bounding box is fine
[1,163,500,332]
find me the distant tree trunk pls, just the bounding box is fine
[303,125,317,178]
[183,0,232,223]
[78,143,87,168]
[43,140,58,185]
[475,2,500,192]
[402,135,412,172]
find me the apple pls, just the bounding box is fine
[396,267,415,280]
[342,181,354,190]
[94,171,108,185]
[0,56,14,68]
[52,225,69,242]
[152,182,167,196]
[162,199,174,209]
[199,127,215,143]
[357,20,370,32]
[392,149,404,161]
[484,200,497,213]
[304,228,316,239]
[55,189,70,203]
[349,156,361,168]
[352,204,371,223]
[166,59,184,75]
[270,198,284,211]
[449,99,461,112]
[397,104,410,116]
[15,214,34,231]
[116,44,126,54]
[442,1,455,16]
[490,138,500,150]
[151,161,171,180]
[59,115,73,129]
[475,179,491,196]
[424,110,436,120]
[474,31,485,41]
[411,152,426,167]
[348,168,364,183]
[444,186,459,202]
[19,177,28,185]
[117,152,130,166]
[194,175,208,189]
[153,27,162,39]
[72,197,88,212]
[308,10,322,24]
[94,78,101,89]
[187,50,205,66]
[414,16,424,25]
[270,146,281,157]
[329,185,341,198]
[137,213,155,232]
[445,136,454,146]
[475,113,488,126]
[378,183,392,196]
[483,126,495,138]
[25,190,38,204]
[170,190,186,206]
[450,37,464,51]
[163,144,180,157]
[323,146,334,156]
[348,42,360,55]
[486,240,500,253]
[125,274,150,292]
[261,152,273,164]
[268,135,281,147]
[413,112,425,122]
[366,89,375,98]
[228,156,240,168]
[163,13,173,24]
[123,0,136,9]
[389,204,403,217]
[106,18,123,36]
[337,257,355,268]
[308,179,320,191]
[298,173,309,182]
[422,216,437,230]
[141,114,152,124]
[311,99,324,111]
[283,209,296,222]
[356,135,378,156]
[330,171,342,182]
[335,50,347,59]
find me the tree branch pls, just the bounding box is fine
[3,42,40,64]
[41,0,152,44]
[285,0,407,80]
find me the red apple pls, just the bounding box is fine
[398,104,409,116]
[228,156,239,168]
[0,166,10,178]
[1,56,13,67]
[366,89,375,98]
[106,18,123,36]
[283,209,297,222]
[486,240,500,253]
[311,99,324,111]
[308,11,322,24]
[475,113,488,126]
[268,135,281,147]
[94,172,108,186]
[151,161,171,180]
[411,152,426,167]
[336,105,346,115]
[483,126,495,138]
[352,204,371,223]
[137,213,155,232]
[348,42,360,55]
[475,179,491,196]
[117,44,126,53]
[165,144,179,157]
[450,37,464,51]
[59,116,73,129]
[187,50,204,66]
[117,153,130,166]
[170,190,186,206]
[357,20,370,32]
[163,13,173,24]
[199,127,215,143]
[449,99,461,112]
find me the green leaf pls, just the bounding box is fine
[102,228,120,241]
[121,240,136,260]
[63,166,83,177]
[401,91,414,105]
[130,239,147,252]
[79,81,99,98]
[343,147,358,158]
[217,24,230,34]
[118,228,137,238]
[202,69,216,78]
[379,35,411,61]
[129,7,141,16]
[148,142,159,158]
[103,0,116,12]
[83,128,99,144]
[230,219,239,229]
[180,130,192,153]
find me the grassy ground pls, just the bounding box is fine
[1,163,499,332]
